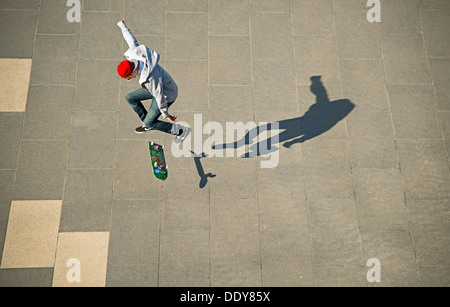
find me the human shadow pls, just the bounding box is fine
[189,151,216,189]
[213,76,355,156]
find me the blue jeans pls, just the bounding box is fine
[125,87,174,134]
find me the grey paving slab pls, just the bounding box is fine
[0,113,24,169]
[378,0,422,35]
[0,170,14,233]
[252,60,298,119]
[291,0,335,36]
[429,58,450,111]
[418,0,450,8]
[83,0,123,11]
[0,0,39,10]
[210,198,259,234]
[166,13,207,60]
[0,268,54,287]
[167,0,207,12]
[313,265,366,287]
[108,200,160,266]
[74,60,120,111]
[408,199,450,267]
[165,60,208,112]
[308,199,362,265]
[258,167,305,202]
[106,265,158,287]
[209,86,254,124]
[211,263,261,287]
[353,168,410,231]
[250,0,290,13]
[22,85,74,140]
[419,267,450,287]
[79,11,123,60]
[397,139,450,200]
[303,138,351,170]
[347,112,398,169]
[258,194,308,232]
[305,167,355,200]
[261,230,313,286]
[37,0,80,35]
[125,0,165,36]
[162,197,209,231]
[67,111,117,169]
[265,143,303,170]
[251,13,293,61]
[59,169,114,232]
[380,34,431,85]
[334,10,380,59]
[0,10,37,58]
[209,158,257,199]
[209,0,249,36]
[362,232,420,287]
[439,111,450,153]
[419,9,450,58]
[30,34,79,85]
[210,199,261,286]
[13,140,68,200]
[209,36,252,86]
[114,167,162,200]
[331,0,368,11]
[294,35,341,87]
[159,230,210,286]
[388,85,441,139]
[162,167,211,202]
[340,59,389,112]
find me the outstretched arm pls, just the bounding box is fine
[117,20,138,49]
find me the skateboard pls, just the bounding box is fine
[149,141,168,181]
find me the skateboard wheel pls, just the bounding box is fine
[162,145,165,149]
[151,141,154,146]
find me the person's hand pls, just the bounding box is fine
[167,115,177,123]
[117,20,125,28]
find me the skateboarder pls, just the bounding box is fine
[117,20,190,143]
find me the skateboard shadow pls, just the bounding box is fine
[189,151,216,189]
[213,76,355,157]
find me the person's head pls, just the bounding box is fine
[117,60,138,80]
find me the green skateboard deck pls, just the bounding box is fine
[149,141,168,181]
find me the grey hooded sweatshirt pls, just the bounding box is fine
[120,23,177,118]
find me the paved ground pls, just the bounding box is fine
[0,0,449,287]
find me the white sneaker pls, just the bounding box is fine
[174,126,191,143]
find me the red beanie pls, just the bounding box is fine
[117,60,134,78]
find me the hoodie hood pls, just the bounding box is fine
[124,45,160,84]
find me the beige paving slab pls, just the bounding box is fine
[0,59,32,112]
[52,232,110,287]
[1,200,62,268]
